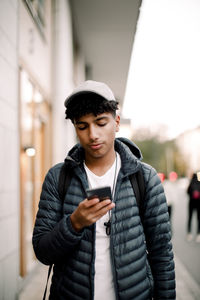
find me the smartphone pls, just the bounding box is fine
[86,186,112,201]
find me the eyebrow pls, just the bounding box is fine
[75,121,87,126]
[75,115,109,125]
[96,116,109,121]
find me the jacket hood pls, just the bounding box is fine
[116,137,142,160]
[65,137,142,172]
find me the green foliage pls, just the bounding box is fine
[132,131,188,177]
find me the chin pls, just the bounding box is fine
[90,151,105,159]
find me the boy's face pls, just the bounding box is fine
[74,112,120,162]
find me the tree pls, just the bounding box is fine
[132,129,188,177]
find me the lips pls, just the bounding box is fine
[89,143,102,150]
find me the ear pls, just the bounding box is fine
[115,115,120,132]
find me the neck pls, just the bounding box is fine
[85,150,116,176]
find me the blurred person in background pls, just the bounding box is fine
[187,172,200,242]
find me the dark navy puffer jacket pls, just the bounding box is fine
[32,138,176,300]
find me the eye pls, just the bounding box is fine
[97,122,107,127]
[76,123,88,130]
[77,125,87,130]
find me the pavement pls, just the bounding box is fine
[18,252,200,300]
[175,254,200,300]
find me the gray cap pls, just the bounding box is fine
[64,80,116,107]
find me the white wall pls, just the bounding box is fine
[0,1,86,298]
[52,0,77,164]
[19,0,78,164]
[0,1,19,299]
[19,0,52,97]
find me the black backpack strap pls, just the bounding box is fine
[43,163,72,299]
[129,169,145,216]
[58,163,72,203]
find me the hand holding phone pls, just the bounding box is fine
[86,186,112,201]
[70,186,114,232]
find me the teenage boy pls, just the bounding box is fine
[32,80,175,300]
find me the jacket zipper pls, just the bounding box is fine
[109,178,121,300]
[90,223,96,300]
[110,226,119,300]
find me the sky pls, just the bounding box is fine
[122,0,200,140]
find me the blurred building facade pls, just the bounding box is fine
[176,126,200,177]
[0,1,82,299]
[0,2,19,299]
[0,0,141,299]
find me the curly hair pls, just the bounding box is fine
[65,92,119,123]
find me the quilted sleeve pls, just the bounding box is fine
[142,165,176,299]
[32,165,84,265]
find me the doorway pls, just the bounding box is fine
[19,68,52,277]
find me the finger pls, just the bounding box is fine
[94,199,113,210]
[85,197,100,206]
[79,198,99,209]
[84,202,115,225]
[92,202,115,220]
[86,200,113,217]
[100,201,115,212]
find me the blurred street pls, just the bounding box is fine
[171,178,200,299]
[19,179,200,300]
[171,178,200,287]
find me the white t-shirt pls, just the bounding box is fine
[84,153,121,300]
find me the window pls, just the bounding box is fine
[23,0,46,38]
[19,68,52,276]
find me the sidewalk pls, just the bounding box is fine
[19,253,200,300]
[175,254,200,300]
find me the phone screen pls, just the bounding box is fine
[86,186,112,201]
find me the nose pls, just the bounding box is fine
[88,125,98,141]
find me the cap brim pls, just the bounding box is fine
[64,91,108,107]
